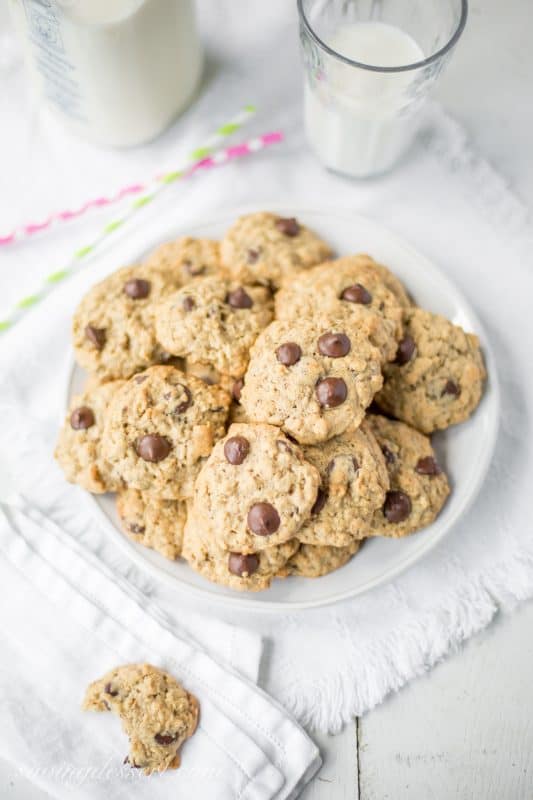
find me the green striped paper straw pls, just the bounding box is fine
[0,105,257,334]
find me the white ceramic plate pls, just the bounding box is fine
[67,206,500,612]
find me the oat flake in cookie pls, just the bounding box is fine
[241,316,383,444]
[221,211,332,288]
[376,308,486,433]
[143,236,223,284]
[183,513,299,591]
[116,489,187,560]
[102,365,230,499]
[275,254,406,363]
[189,422,320,553]
[83,664,199,775]
[155,276,273,378]
[366,414,450,537]
[55,380,125,493]
[72,264,182,381]
[297,420,389,546]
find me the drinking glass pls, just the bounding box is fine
[298,0,468,178]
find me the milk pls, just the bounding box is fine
[9,0,203,147]
[304,22,425,177]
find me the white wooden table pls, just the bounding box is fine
[1,1,531,797]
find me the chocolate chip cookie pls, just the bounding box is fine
[155,276,273,378]
[275,255,405,362]
[55,380,125,493]
[144,236,222,284]
[83,663,199,775]
[221,211,332,288]
[73,264,182,381]
[241,317,383,444]
[116,489,187,560]
[283,540,362,578]
[183,514,298,591]
[190,423,321,552]
[366,414,450,537]
[376,308,486,433]
[103,366,230,498]
[297,420,389,546]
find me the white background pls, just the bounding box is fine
[1,0,532,797]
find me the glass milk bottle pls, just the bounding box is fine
[9,0,203,147]
[298,0,467,178]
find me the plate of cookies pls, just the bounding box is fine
[57,206,499,610]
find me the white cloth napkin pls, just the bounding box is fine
[2,0,533,767]
[0,495,320,800]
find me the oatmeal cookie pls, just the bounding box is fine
[366,414,450,537]
[283,540,361,577]
[241,316,383,444]
[376,308,486,433]
[83,663,199,775]
[144,236,222,284]
[155,276,273,378]
[55,380,125,493]
[103,366,230,498]
[116,489,187,560]
[297,420,389,546]
[221,211,332,288]
[190,423,321,552]
[72,264,181,381]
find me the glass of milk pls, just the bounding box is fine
[9,0,203,148]
[298,0,467,178]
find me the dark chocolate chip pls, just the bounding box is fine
[247,502,280,536]
[104,682,118,697]
[315,377,348,407]
[318,332,351,358]
[85,325,106,349]
[135,434,171,462]
[395,336,416,365]
[247,248,261,263]
[442,379,460,397]
[228,552,259,577]
[381,445,396,465]
[70,406,95,430]
[182,296,195,311]
[415,456,442,476]
[341,283,372,305]
[224,436,250,465]
[226,287,253,309]
[124,278,150,299]
[232,379,244,403]
[173,385,192,414]
[383,490,412,523]
[275,217,300,237]
[154,733,178,745]
[129,523,146,535]
[311,488,327,515]
[276,342,302,366]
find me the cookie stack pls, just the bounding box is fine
[56,211,486,592]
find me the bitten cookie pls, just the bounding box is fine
[55,380,125,493]
[241,316,383,444]
[190,423,321,552]
[83,663,199,775]
[366,414,450,537]
[221,211,332,288]
[72,264,182,381]
[283,540,361,578]
[275,255,405,362]
[183,516,298,592]
[297,420,389,546]
[376,308,486,433]
[116,489,187,560]
[144,236,222,284]
[103,366,230,498]
[155,276,273,378]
